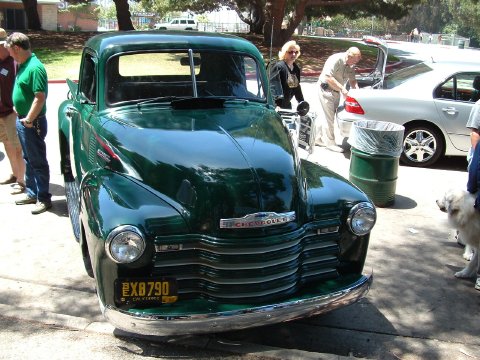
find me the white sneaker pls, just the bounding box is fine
[326,145,344,153]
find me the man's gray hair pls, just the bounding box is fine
[5,32,31,50]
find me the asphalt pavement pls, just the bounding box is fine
[1,78,480,359]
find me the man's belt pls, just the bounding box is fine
[18,114,45,120]
[320,82,339,93]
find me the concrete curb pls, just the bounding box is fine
[0,303,361,359]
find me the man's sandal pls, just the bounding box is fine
[10,182,25,195]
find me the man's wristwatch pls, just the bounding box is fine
[24,118,32,125]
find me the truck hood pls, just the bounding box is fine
[98,104,303,233]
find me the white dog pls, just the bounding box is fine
[455,230,475,261]
[437,189,480,290]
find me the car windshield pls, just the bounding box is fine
[382,62,434,89]
[106,50,266,106]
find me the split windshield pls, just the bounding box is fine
[106,50,266,106]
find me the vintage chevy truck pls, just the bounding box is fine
[58,31,375,336]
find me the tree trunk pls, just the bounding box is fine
[263,0,309,46]
[21,0,42,30]
[113,0,135,31]
[249,4,265,34]
[229,0,265,35]
[263,0,289,46]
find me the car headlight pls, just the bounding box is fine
[347,202,376,236]
[105,225,145,264]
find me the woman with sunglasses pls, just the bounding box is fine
[269,40,304,109]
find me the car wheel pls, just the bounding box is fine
[65,178,81,241]
[401,125,444,167]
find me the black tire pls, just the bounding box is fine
[400,124,444,167]
[82,251,94,278]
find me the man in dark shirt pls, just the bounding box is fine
[0,28,25,193]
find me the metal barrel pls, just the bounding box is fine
[349,147,399,207]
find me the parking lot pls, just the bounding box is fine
[1,80,480,359]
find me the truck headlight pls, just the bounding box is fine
[347,202,376,236]
[105,225,145,264]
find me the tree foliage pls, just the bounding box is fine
[394,0,480,46]
[446,0,480,46]
[396,0,451,34]
[144,0,420,45]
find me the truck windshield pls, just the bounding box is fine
[106,50,266,106]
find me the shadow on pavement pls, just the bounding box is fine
[389,194,417,209]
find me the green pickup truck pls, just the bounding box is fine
[58,31,375,336]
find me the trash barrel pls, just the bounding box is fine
[458,40,465,49]
[348,120,405,207]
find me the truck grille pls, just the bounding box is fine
[153,223,341,303]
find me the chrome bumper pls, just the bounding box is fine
[102,274,372,336]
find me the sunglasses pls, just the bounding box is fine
[288,50,298,55]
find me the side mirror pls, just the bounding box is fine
[296,101,309,116]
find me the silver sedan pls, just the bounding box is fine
[336,61,479,167]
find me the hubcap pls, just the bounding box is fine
[403,129,436,163]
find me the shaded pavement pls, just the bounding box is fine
[0,74,479,360]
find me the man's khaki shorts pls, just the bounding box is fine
[0,112,20,147]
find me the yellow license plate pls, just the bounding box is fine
[115,278,178,305]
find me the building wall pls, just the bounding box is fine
[0,3,26,29]
[0,1,97,31]
[57,9,98,31]
[39,4,57,31]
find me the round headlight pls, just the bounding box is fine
[105,225,145,264]
[347,202,376,236]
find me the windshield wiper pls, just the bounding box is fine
[136,96,180,108]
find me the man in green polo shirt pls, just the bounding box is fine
[5,32,51,214]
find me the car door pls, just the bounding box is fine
[433,72,478,152]
[69,51,98,181]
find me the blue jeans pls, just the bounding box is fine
[16,115,51,203]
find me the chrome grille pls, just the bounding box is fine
[153,224,341,303]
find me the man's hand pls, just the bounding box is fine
[20,118,34,128]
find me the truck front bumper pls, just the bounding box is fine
[102,273,372,336]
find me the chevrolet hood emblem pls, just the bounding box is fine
[220,211,296,229]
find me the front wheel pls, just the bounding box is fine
[400,125,444,167]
